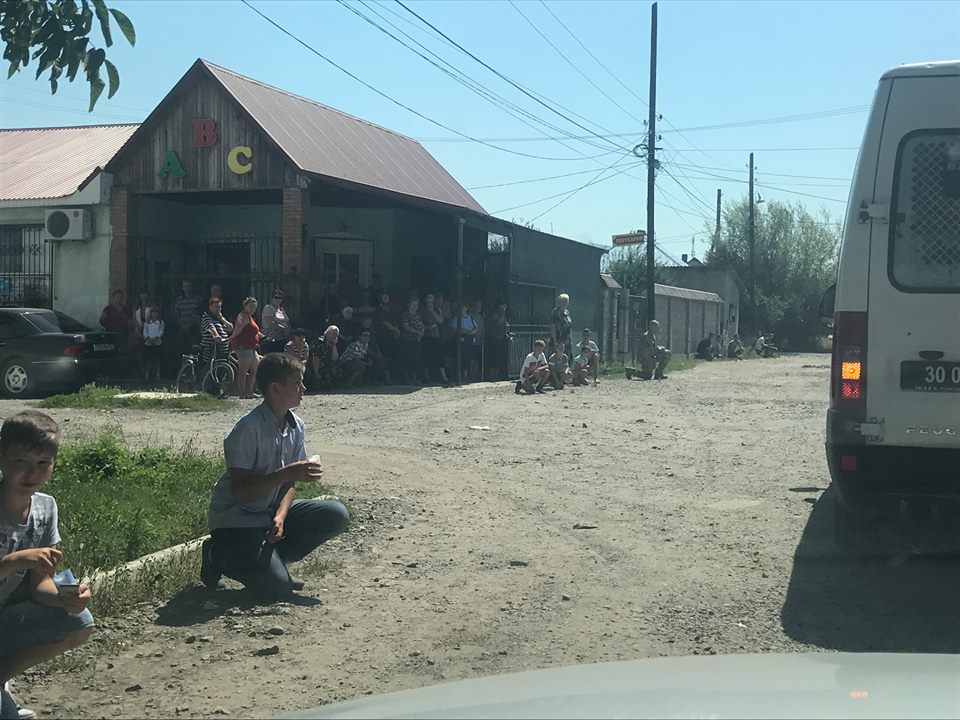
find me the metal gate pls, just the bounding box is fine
[0,224,54,308]
[508,280,555,377]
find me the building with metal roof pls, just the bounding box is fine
[1,59,605,379]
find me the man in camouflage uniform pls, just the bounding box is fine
[632,319,671,380]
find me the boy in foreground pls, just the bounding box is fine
[202,353,350,599]
[516,339,550,395]
[0,411,94,720]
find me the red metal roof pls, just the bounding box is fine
[0,124,139,201]
[201,61,486,215]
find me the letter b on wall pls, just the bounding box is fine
[193,119,218,148]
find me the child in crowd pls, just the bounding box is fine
[548,342,572,390]
[201,354,350,599]
[0,411,94,720]
[515,339,550,395]
[572,343,595,386]
[284,328,310,364]
[142,305,165,381]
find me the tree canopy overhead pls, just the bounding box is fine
[1,0,135,111]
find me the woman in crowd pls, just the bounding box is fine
[130,290,152,378]
[453,302,478,383]
[374,293,401,368]
[312,325,341,391]
[260,289,291,354]
[400,297,424,385]
[420,293,450,387]
[470,299,485,380]
[549,292,573,354]
[229,296,261,399]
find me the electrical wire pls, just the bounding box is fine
[241,0,612,162]
[342,0,626,158]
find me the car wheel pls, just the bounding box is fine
[1,359,31,398]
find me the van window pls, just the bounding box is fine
[889,130,960,291]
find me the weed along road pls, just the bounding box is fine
[7,354,910,718]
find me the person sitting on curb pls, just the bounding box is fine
[727,334,745,360]
[695,334,715,361]
[754,332,779,358]
[572,328,601,384]
[201,353,350,599]
[548,342,573,390]
[0,411,95,720]
[515,339,550,395]
[572,342,597,386]
[636,319,671,380]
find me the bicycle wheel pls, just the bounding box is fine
[202,360,236,397]
[175,363,196,394]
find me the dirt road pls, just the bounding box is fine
[11,354,960,718]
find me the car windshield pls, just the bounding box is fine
[22,310,89,334]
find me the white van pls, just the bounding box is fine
[825,60,960,546]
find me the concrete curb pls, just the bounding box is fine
[82,494,340,594]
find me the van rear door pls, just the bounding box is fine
[867,70,960,448]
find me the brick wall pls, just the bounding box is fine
[109,186,135,296]
[281,186,307,313]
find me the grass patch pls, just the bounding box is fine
[39,383,236,411]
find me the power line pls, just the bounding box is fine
[0,96,143,122]
[507,0,644,125]
[662,105,870,135]
[241,0,615,162]
[343,0,625,158]
[530,153,637,222]
[492,154,638,215]
[668,161,850,182]
[467,165,638,190]
[393,0,630,152]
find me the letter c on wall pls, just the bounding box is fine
[227,145,253,175]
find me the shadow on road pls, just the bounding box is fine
[781,488,960,653]
[155,585,320,628]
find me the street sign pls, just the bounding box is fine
[612,231,646,247]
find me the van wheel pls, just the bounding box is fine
[833,497,881,555]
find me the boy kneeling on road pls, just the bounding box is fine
[515,339,550,395]
[201,353,350,599]
[0,411,94,720]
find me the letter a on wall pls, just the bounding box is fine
[157,150,186,178]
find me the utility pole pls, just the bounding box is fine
[456,217,464,385]
[748,152,756,325]
[645,2,658,325]
[715,188,722,242]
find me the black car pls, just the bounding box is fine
[0,308,128,397]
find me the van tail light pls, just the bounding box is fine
[63,345,88,357]
[830,311,867,416]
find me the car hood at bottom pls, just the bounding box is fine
[283,652,960,719]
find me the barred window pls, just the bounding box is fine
[889,130,960,291]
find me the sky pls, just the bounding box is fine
[1,0,957,256]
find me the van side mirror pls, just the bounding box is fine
[818,284,836,328]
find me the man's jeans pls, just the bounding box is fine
[211,499,349,598]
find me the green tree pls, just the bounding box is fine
[707,196,840,350]
[604,245,671,294]
[1,0,135,111]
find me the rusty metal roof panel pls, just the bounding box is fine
[202,61,486,215]
[0,124,139,201]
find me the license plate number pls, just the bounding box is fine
[900,361,960,392]
[93,343,114,352]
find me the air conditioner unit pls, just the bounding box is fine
[43,208,92,242]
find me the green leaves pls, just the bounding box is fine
[108,6,134,46]
[0,0,135,110]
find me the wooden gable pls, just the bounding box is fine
[109,68,300,193]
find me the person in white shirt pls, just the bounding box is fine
[142,306,165,381]
[754,332,778,358]
[572,328,601,384]
[515,339,550,395]
[572,343,596,386]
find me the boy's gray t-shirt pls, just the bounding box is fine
[0,492,60,605]
[208,403,307,532]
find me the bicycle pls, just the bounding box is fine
[175,345,237,396]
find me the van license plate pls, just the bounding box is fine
[93,343,114,352]
[900,361,960,392]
